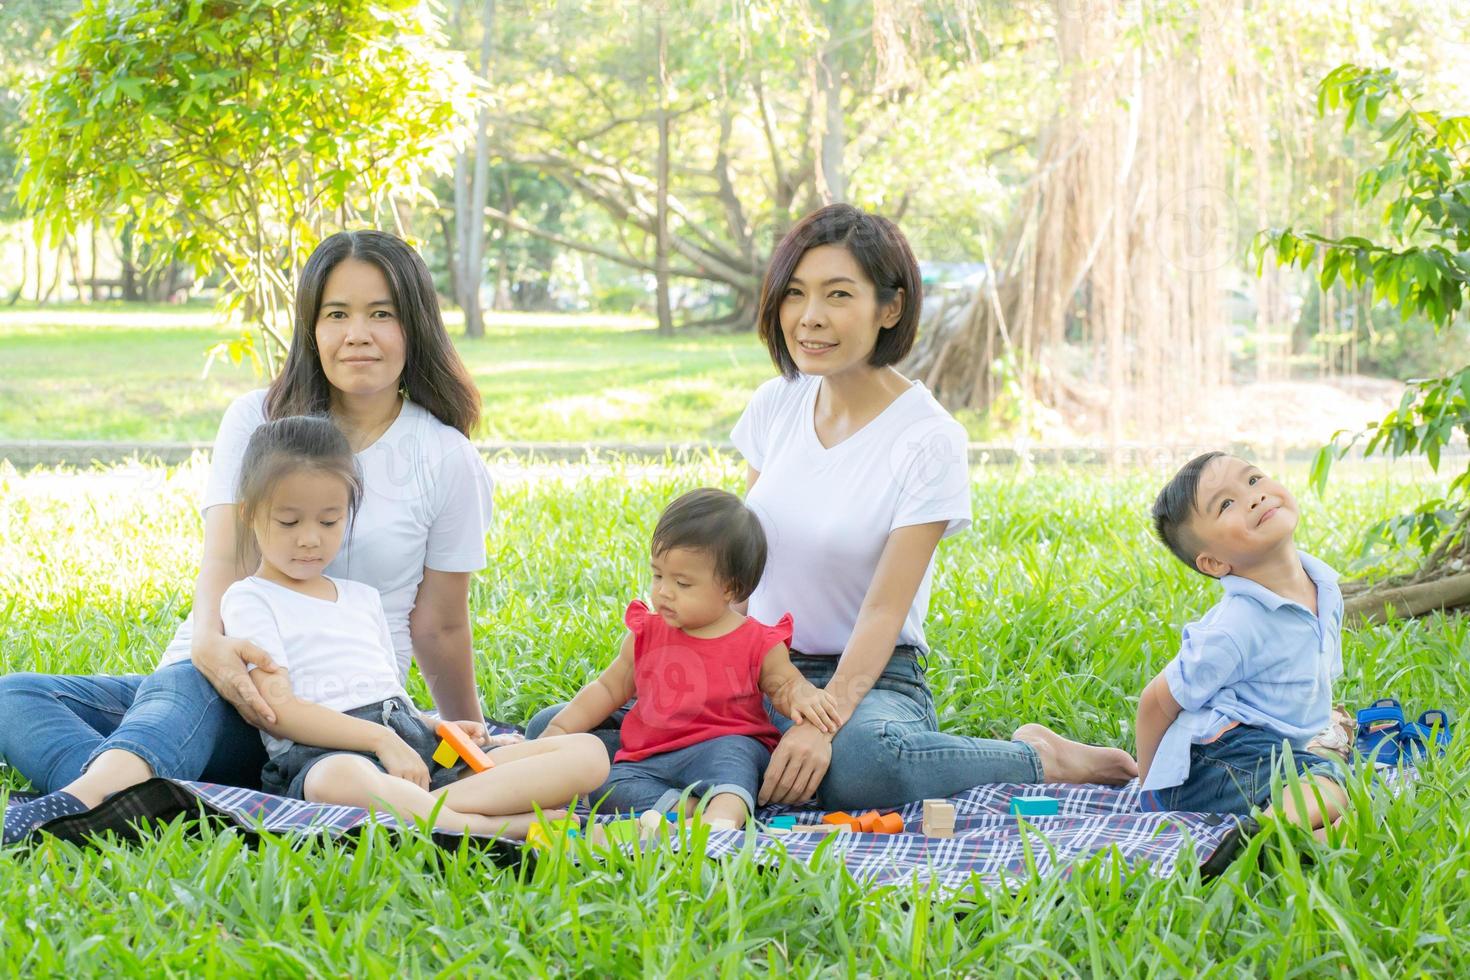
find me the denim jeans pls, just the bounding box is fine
[1141,724,1347,814]
[595,734,771,816]
[527,648,1042,811]
[0,663,267,793]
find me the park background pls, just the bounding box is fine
[2,0,1469,975]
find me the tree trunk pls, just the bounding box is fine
[89,223,99,303]
[452,0,499,340]
[906,0,1231,445]
[814,39,846,204]
[1345,573,1470,625]
[654,7,674,336]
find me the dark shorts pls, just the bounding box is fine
[594,734,772,816]
[261,696,473,800]
[1142,724,1347,814]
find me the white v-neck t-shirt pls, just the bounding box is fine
[220,575,409,756]
[159,389,495,680]
[730,374,972,656]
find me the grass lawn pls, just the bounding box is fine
[0,303,776,444]
[0,457,1466,974]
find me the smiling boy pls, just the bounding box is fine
[1135,452,1348,828]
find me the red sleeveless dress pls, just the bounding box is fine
[616,600,795,763]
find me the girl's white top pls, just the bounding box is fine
[731,374,972,656]
[159,389,495,681]
[220,574,408,756]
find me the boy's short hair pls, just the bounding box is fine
[651,488,767,602]
[1151,451,1227,576]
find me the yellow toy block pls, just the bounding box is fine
[432,720,494,772]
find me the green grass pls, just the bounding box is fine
[1,459,1467,974]
[0,303,775,443]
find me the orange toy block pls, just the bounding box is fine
[433,721,494,772]
[874,812,905,835]
[822,811,862,831]
[855,810,882,833]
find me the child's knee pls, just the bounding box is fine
[567,733,612,785]
[302,754,378,803]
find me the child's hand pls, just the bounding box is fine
[788,683,842,734]
[447,720,525,748]
[375,731,431,790]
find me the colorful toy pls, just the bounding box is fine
[431,720,494,772]
[874,812,905,834]
[767,815,798,831]
[526,817,580,850]
[822,811,862,831]
[1008,795,1059,817]
[787,823,847,837]
[601,819,642,846]
[922,799,956,838]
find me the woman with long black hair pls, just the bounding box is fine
[1,231,495,842]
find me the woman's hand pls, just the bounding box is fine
[758,723,833,806]
[374,731,430,790]
[191,633,281,727]
[785,682,842,734]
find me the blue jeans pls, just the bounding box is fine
[527,648,1042,811]
[1141,724,1347,814]
[0,663,267,793]
[595,735,771,816]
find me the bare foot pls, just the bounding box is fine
[1012,723,1138,786]
[436,807,574,840]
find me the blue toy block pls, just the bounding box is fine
[768,816,798,830]
[1008,795,1059,817]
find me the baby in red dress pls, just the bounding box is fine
[542,488,838,829]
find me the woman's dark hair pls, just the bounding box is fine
[265,230,481,435]
[651,488,767,603]
[236,416,364,562]
[1151,451,1227,576]
[756,204,923,379]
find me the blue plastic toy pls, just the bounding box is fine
[1008,795,1059,817]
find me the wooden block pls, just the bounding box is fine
[923,801,956,829]
[926,826,954,839]
[434,721,494,772]
[789,823,845,836]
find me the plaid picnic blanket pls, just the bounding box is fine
[20,776,1251,891]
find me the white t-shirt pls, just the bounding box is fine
[730,374,971,656]
[160,389,495,680]
[220,575,409,756]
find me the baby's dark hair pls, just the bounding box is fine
[236,416,363,561]
[1151,451,1227,577]
[651,488,767,602]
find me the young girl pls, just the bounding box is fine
[539,488,839,829]
[225,415,608,837]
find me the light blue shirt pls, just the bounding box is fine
[1141,552,1344,792]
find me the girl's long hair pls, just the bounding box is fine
[265,230,481,435]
